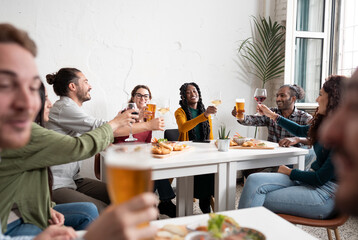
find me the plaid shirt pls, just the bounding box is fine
[239,107,313,147]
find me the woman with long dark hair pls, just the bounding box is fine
[238,75,347,219]
[175,82,217,213]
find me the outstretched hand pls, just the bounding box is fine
[204,106,217,118]
[34,225,77,240]
[84,193,159,240]
[149,117,165,131]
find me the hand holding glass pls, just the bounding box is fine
[146,100,156,121]
[125,103,138,142]
[105,144,152,226]
[235,98,245,120]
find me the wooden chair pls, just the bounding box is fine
[278,213,349,240]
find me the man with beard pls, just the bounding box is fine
[45,68,164,213]
[232,85,313,176]
[320,69,358,216]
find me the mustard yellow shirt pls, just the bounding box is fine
[174,107,213,141]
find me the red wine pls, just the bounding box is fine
[254,96,266,103]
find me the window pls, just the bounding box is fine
[337,0,358,76]
[285,0,332,105]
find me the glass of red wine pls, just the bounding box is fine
[254,88,267,115]
[125,102,138,142]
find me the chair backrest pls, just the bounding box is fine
[164,129,179,141]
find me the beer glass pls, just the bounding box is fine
[105,144,153,226]
[235,98,245,120]
[146,100,156,121]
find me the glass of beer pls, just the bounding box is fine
[105,143,153,226]
[235,98,245,120]
[146,100,156,121]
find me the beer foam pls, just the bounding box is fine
[236,98,245,102]
[105,144,152,169]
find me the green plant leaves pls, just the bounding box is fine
[218,125,231,139]
[238,16,285,87]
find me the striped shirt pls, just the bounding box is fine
[238,107,313,147]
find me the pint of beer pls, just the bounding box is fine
[146,103,156,121]
[105,144,153,205]
[235,99,245,120]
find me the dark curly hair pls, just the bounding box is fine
[279,84,305,101]
[179,82,210,141]
[308,75,348,144]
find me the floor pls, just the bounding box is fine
[158,184,358,240]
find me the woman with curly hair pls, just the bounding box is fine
[175,82,217,213]
[238,75,347,219]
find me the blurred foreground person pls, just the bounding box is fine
[320,69,358,216]
[0,23,158,240]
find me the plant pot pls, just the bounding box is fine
[217,139,230,152]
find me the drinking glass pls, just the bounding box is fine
[210,91,222,119]
[254,88,267,104]
[235,98,245,120]
[157,99,170,116]
[146,100,156,121]
[105,143,152,227]
[125,103,138,142]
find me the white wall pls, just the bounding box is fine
[0,0,273,178]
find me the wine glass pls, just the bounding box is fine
[210,91,222,119]
[254,88,267,104]
[125,102,138,142]
[157,99,170,116]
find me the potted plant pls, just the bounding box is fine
[238,16,285,138]
[217,125,231,152]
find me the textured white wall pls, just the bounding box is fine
[0,0,275,177]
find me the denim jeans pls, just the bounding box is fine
[238,173,337,219]
[6,202,99,237]
[53,202,99,230]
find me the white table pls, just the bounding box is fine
[100,142,308,216]
[151,207,317,240]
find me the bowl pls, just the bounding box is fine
[233,137,248,145]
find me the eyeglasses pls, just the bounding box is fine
[135,93,150,99]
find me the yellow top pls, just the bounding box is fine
[175,107,213,141]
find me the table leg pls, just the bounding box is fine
[185,176,194,215]
[214,163,227,212]
[176,177,187,217]
[293,155,305,171]
[226,162,237,210]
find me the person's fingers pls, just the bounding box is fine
[123,193,159,211]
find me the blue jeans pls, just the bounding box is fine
[54,202,99,230]
[238,173,337,219]
[6,202,98,237]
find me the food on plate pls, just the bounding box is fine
[159,141,174,151]
[151,140,188,155]
[208,213,240,239]
[152,146,172,155]
[242,141,254,147]
[230,139,238,146]
[155,224,188,240]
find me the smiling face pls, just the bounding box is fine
[133,88,150,110]
[316,88,329,115]
[185,84,199,108]
[75,72,92,103]
[43,88,53,122]
[276,87,295,111]
[320,72,358,216]
[0,43,41,149]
